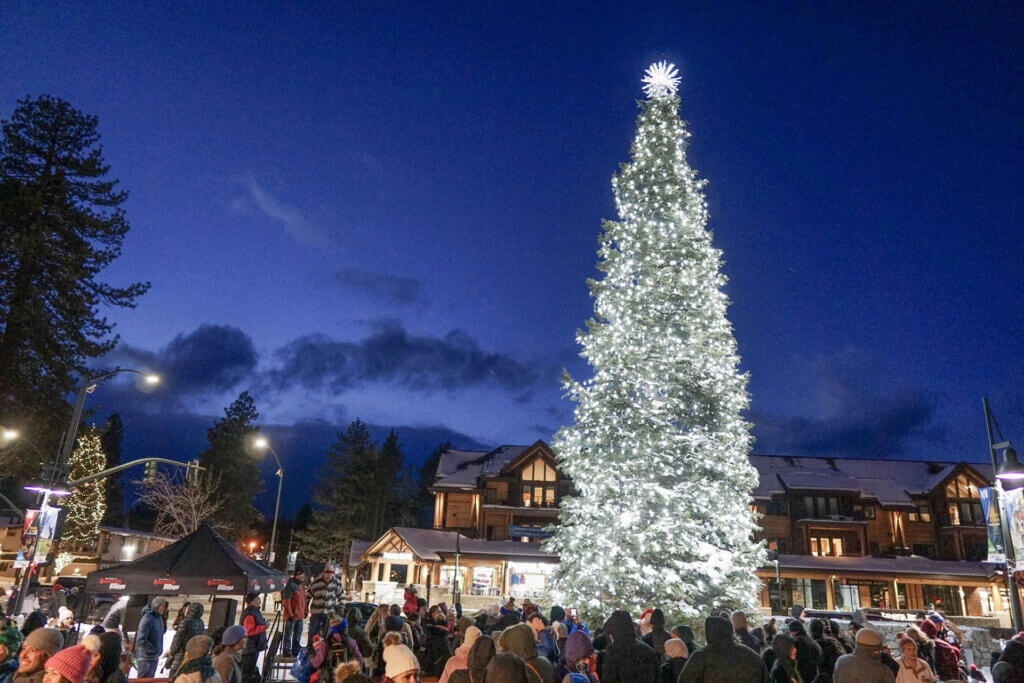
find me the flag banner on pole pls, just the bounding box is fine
[980,487,1007,563]
[1003,487,1024,564]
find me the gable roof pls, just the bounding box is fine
[433,444,538,490]
[362,527,558,563]
[750,455,995,507]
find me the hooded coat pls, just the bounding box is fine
[422,622,454,677]
[730,612,762,654]
[167,603,206,678]
[136,599,168,661]
[808,619,845,675]
[833,642,896,683]
[486,653,529,683]
[786,621,822,683]
[553,631,596,682]
[450,636,497,683]
[640,609,672,657]
[768,634,802,683]
[993,639,1024,683]
[678,616,764,683]
[597,611,659,683]
[671,625,697,661]
[500,624,555,683]
[345,608,373,660]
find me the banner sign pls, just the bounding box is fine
[980,487,1007,563]
[1004,487,1024,564]
[13,505,59,569]
[508,524,553,539]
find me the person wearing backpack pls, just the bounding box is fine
[310,618,363,683]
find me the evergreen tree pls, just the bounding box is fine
[298,420,376,567]
[375,430,407,536]
[547,63,764,622]
[0,96,149,471]
[198,392,263,538]
[62,427,107,550]
[100,414,125,525]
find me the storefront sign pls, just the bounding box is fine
[980,487,1007,563]
[382,552,413,561]
[508,524,553,539]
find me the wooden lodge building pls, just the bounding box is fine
[355,440,1008,618]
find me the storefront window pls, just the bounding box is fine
[922,584,963,616]
[771,578,827,613]
[439,565,467,590]
[508,561,556,599]
[389,564,408,583]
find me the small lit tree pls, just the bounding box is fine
[63,427,107,549]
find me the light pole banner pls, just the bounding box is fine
[980,487,1007,563]
[1004,487,1024,564]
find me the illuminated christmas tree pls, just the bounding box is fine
[62,427,107,550]
[547,63,764,621]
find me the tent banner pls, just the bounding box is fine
[980,487,1007,563]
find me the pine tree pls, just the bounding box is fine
[198,392,263,538]
[0,96,149,471]
[547,63,764,622]
[100,414,125,525]
[413,442,449,526]
[62,427,107,550]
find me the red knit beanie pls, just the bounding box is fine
[45,635,100,683]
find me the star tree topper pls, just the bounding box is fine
[642,61,681,99]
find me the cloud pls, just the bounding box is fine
[334,268,425,307]
[110,325,258,399]
[267,321,540,395]
[752,348,942,457]
[239,175,336,249]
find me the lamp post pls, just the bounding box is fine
[9,368,158,617]
[251,436,284,568]
[984,398,1024,632]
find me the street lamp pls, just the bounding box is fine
[250,434,284,569]
[984,398,1024,632]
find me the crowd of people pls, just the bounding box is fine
[7,571,1024,682]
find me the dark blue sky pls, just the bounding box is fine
[3,2,1022,514]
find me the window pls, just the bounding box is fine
[520,459,557,508]
[766,499,788,516]
[922,584,963,616]
[772,578,828,614]
[766,538,790,554]
[803,496,839,519]
[946,473,980,500]
[947,502,985,526]
[520,459,556,482]
[810,536,846,557]
[863,504,875,519]
[909,505,932,522]
[484,487,498,504]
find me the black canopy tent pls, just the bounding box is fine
[85,523,288,595]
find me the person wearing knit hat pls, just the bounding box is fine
[383,644,419,683]
[438,626,480,683]
[212,627,246,683]
[18,627,64,683]
[833,628,895,683]
[0,625,23,683]
[40,634,99,683]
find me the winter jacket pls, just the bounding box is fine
[833,645,896,683]
[808,621,845,675]
[500,624,556,683]
[167,603,206,677]
[678,616,764,683]
[422,623,454,677]
[641,626,672,657]
[734,628,761,654]
[403,589,419,616]
[787,622,822,683]
[135,604,166,660]
[598,611,659,683]
[0,658,17,683]
[242,605,268,652]
[554,631,596,681]
[440,641,474,683]
[173,669,221,683]
[345,608,372,660]
[11,671,44,683]
[994,639,1024,683]
[537,628,559,663]
[212,649,242,683]
[308,572,343,616]
[658,657,685,683]
[101,601,127,631]
[894,655,932,683]
[768,635,802,683]
[449,636,497,683]
[282,579,308,621]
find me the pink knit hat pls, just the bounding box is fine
[45,634,100,683]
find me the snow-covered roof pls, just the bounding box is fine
[750,455,993,506]
[769,553,995,580]
[433,445,534,490]
[366,527,557,563]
